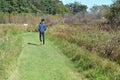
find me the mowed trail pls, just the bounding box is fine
[8,32,84,80]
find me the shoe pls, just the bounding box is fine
[40,42,43,44]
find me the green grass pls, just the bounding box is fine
[47,25,120,80]
[48,24,120,64]
[0,24,22,80]
[8,32,86,80]
[1,24,120,80]
[48,34,120,80]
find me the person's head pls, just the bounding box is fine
[41,19,45,22]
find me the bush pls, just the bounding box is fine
[103,36,120,63]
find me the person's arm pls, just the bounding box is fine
[44,24,47,31]
[38,24,40,31]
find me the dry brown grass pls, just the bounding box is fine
[48,23,120,64]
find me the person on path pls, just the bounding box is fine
[38,19,46,44]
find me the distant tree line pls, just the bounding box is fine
[65,2,87,14]
[0,0,119,28]
[0,0,69,14]
[66,1,120,29]
[107,0,120,28]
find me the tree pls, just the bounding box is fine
[90,5,110,19]
[106,0,120,28]
[36,0,69,14]
[0,0,69,15]
[65,2,87,14]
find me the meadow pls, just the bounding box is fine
[0,0,120,79]
[0,14,120,80]
[47,23,120,80]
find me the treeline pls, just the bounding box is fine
[65,0,120,29]
[107,0,120,28]
[0,0,119,28]
[0,0,69,14]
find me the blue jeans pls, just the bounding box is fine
[39,32,45,44]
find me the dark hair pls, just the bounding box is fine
[41,19,45,22]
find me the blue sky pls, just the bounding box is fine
[61,0,113,9]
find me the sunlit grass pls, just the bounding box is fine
[47,24,120,80]
[48,24,120,63]
[0,24,22,80]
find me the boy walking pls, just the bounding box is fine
[38,19,46,44]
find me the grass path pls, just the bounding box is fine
[8,32,84,80]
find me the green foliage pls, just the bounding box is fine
[106,0,120,28]
[0,0,69,15]
[65,2,87,13]
[37,0,69,14]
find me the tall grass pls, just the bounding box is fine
[47,24,120,80]
[48,24,120,64]
[0,24,22,80]
[0,13,41,25]
[0,13,62,26]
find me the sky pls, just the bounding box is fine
[61,0,113,9]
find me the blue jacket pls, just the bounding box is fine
[38,22,46,32]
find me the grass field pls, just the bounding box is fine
[0,24,120,80]
[0,24,22,80]
[8,32,86,80]
[47,24,120,80]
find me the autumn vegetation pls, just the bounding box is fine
[0,0,120,80]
